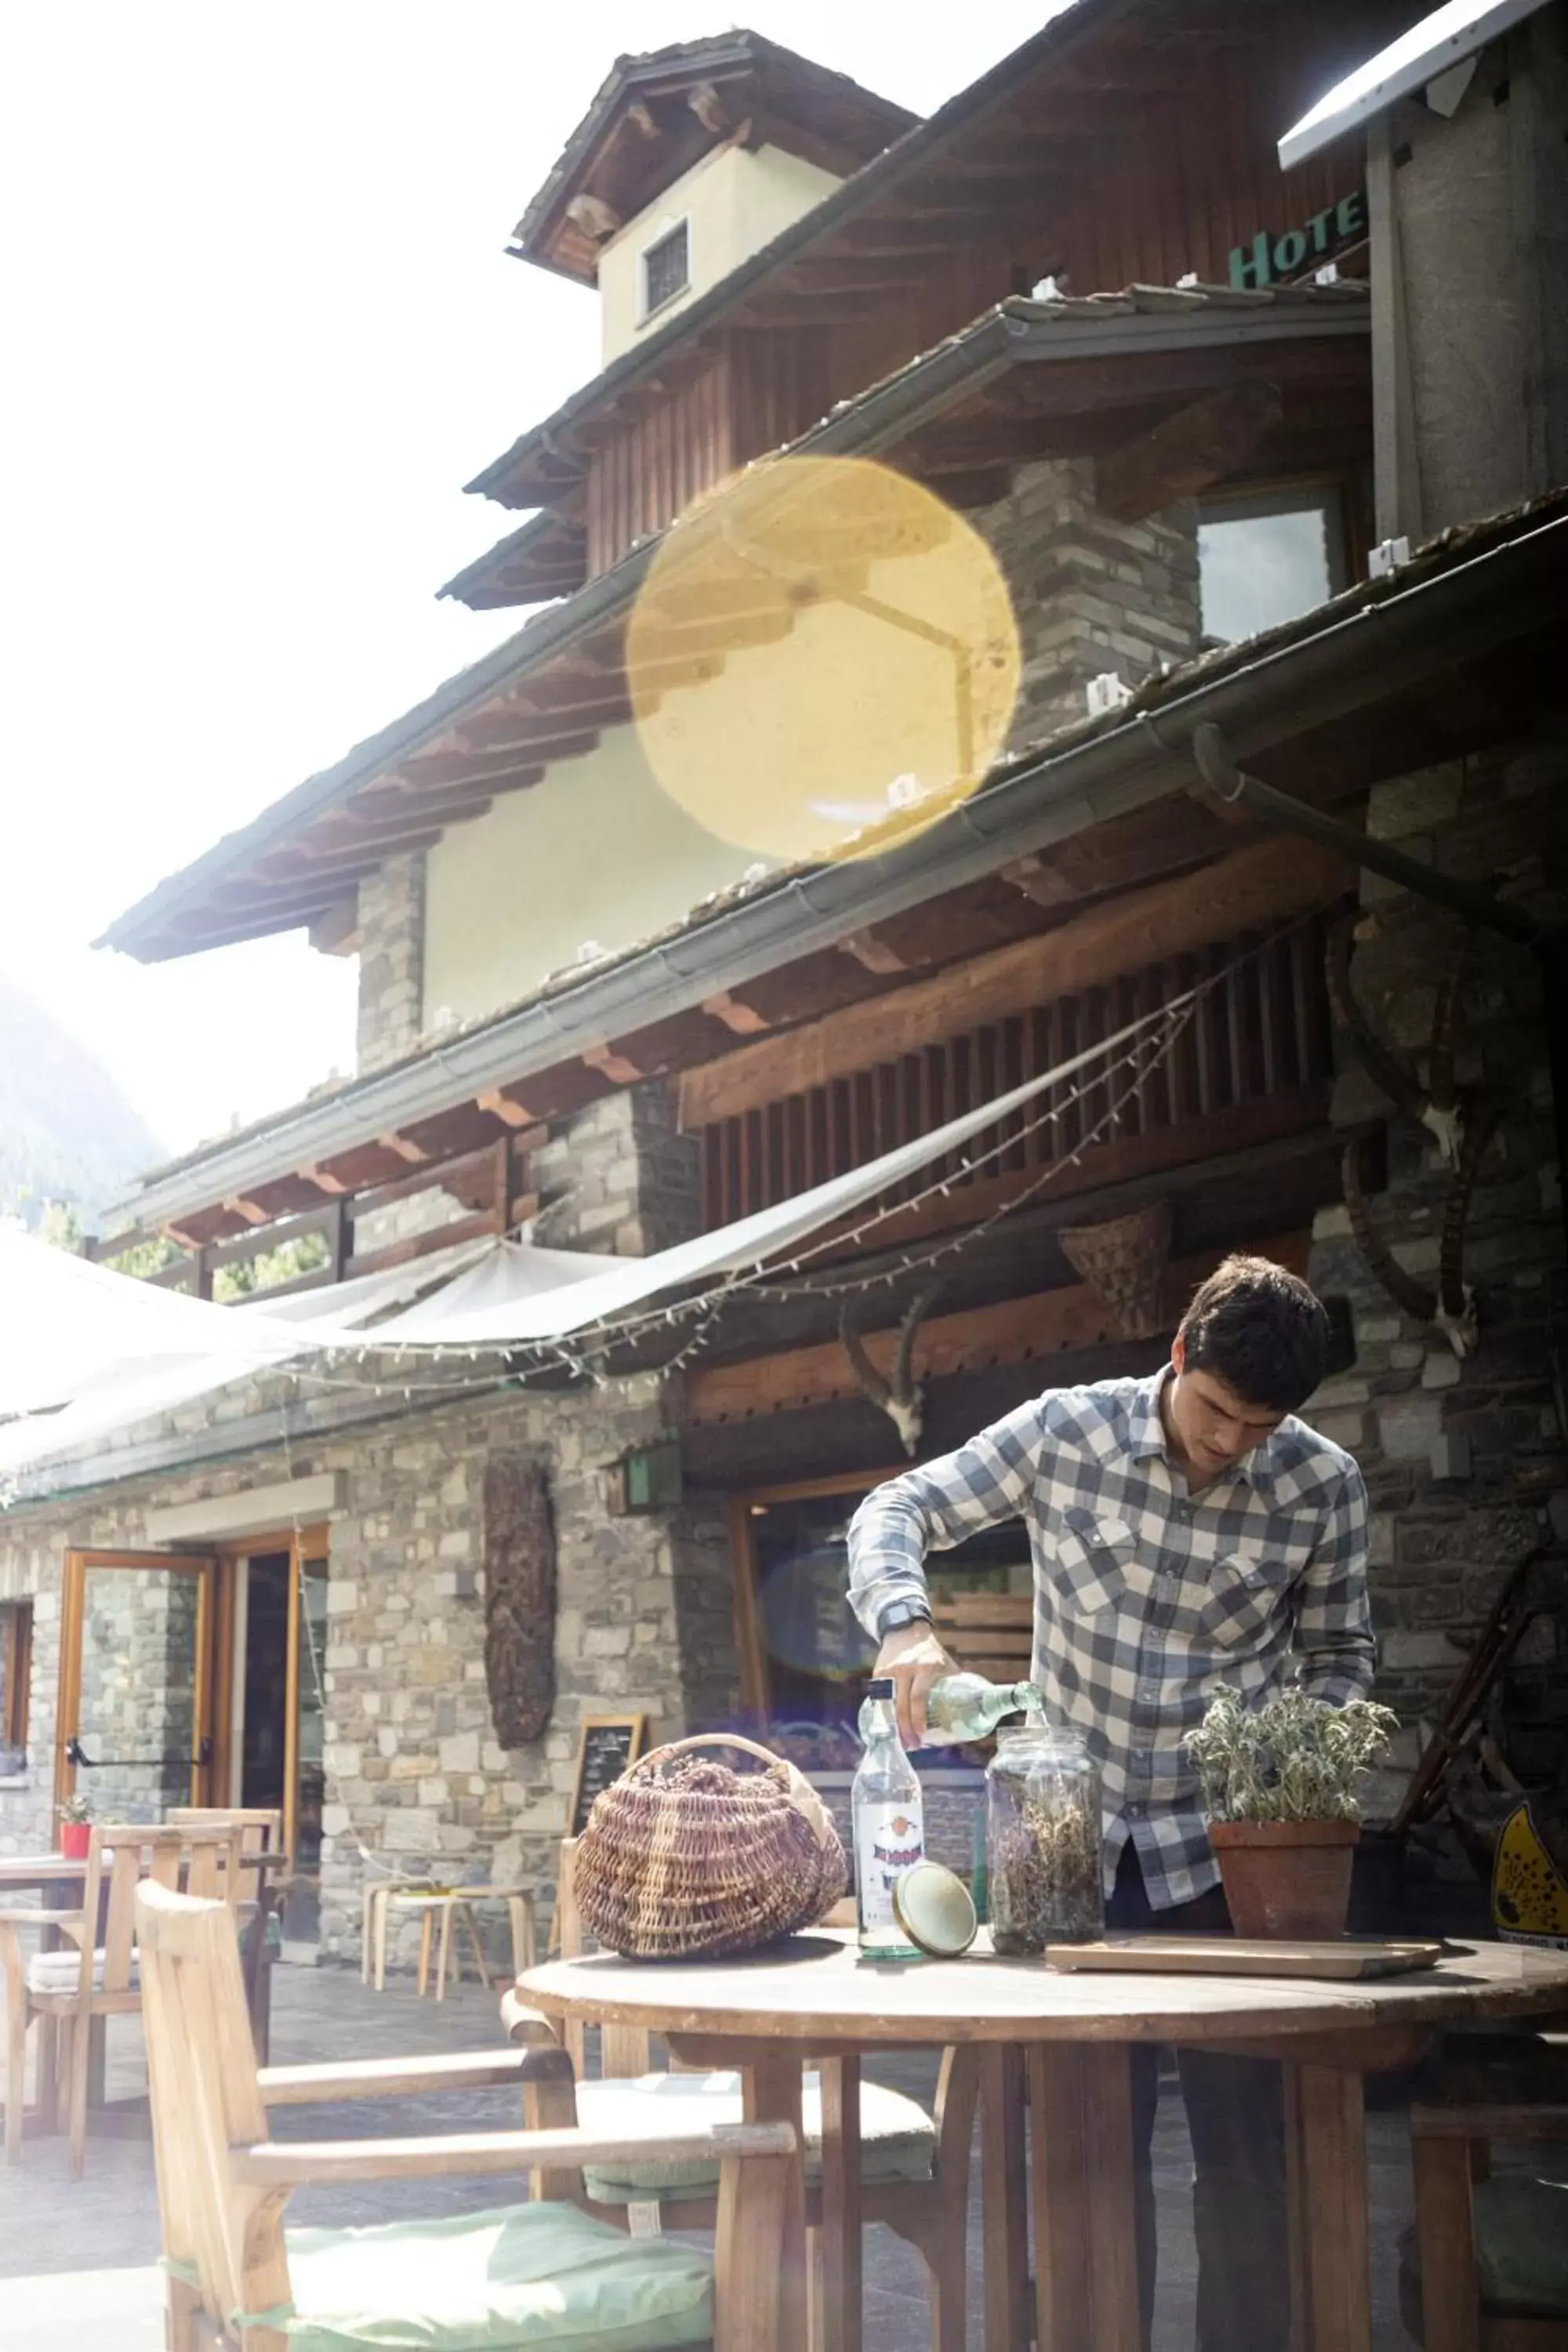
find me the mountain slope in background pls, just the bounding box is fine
[0,973,164,1229]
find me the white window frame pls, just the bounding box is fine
[637,216,692,326]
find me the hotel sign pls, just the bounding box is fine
[1229,189,1367,289]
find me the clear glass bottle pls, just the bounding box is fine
[921,1674,1044,1745]
[852,1677,925,1958]
[986,1720,1105,1954]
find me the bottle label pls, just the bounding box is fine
[855,1798,925,1936]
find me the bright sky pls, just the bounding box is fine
[0,2,1059,1166]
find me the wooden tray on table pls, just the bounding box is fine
[1044,1934,1447,1980]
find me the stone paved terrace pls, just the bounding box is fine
[1,1958,1425,2350]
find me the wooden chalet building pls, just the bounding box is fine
[2,0,1565,1952]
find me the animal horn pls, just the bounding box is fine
[1326,916,1428,1129]
[1342,1137,1437,1327]
[893,1283,944,1403]
[1436,1098,1501,1328]
[839,1298,891,1410]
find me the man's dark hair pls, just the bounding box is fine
[1176,1254,1330,1414]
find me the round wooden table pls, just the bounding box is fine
[516,1929,1568,2352]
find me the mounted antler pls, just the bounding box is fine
[839,1283,944,1456]
[1341,1104,1501,1358]
[1327,914,1466,1167]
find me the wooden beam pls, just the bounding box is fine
[838,929,908,977]
[677,834,1352,1130]
[688,82,733,135]
[308,897,359,956]
[626,99,658,138]
[1095,381,1285,524]
[583,1043,643,1085]
[564,191,621,241]
[220,1197,271,1227]
[702,990,771,1036]
[477,1088,537,1128]
[377,1133,429,1164]
[300,1167,350,1196]
[1002,855,1079,908]
[687,1232,1309,1424]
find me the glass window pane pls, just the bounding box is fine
[1199,496,1340,647]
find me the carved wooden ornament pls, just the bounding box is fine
[1059,1200,1174,1340]
[483,1454,557,1750]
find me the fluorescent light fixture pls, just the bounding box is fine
[1278,0,1550,169]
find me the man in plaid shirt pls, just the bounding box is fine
[848,1254,1374,2352]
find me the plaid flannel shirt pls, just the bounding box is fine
[847,1370,1374,1908]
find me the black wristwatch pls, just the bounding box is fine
[877,1598,934,1639]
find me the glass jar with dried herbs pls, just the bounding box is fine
[985,1721,1104,1953]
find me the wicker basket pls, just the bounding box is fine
[573,1733,848,1961]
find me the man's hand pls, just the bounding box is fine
[873,1621,958,1748]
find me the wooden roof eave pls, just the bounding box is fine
[100,496,1568,1238]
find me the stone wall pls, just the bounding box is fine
[978,456,1203,746]
[1305,729,1568,1814]
[533,1081,700,1258]
[356,851,426,1074]
[0,1372,742,1957]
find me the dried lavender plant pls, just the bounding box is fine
[991,1791,1102,1950]
[1184,1687,1398,1824]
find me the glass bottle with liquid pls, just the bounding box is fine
[851,1677,925,1958]
[921,1674,1044,1745]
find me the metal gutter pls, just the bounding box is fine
[109,505,1568,1232]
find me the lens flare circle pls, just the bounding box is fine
[626,453,1020,865]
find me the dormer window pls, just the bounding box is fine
[640,220,690,321]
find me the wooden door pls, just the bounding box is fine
[56,1551,218,1819]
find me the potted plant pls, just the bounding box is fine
[58,1793,93,1860]
[1184,1687,1399,1939]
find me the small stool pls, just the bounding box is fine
[376,1885,538,1999]
[361,1873,436,1992]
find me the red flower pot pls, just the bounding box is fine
[1207,1819,1359,1939]
[59,1821,91,1860]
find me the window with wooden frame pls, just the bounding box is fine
[728,1475,1033,1770]
[640,219,690,321]
[0,1602,33,1768]
[1196,479,1357,648]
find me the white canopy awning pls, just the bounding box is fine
[0,990,1188,1483]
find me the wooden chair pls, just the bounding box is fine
[136,1875,793,2352]
[517,1838,977,2352]
[167,1808,285,2059]
[929,1591,1033,1685]
[1407,2029,1568,2350]
[0,1819,241,2176]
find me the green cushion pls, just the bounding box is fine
[1400,2176,1568,2322]
[576,2071,934,2205]
[1472,2176,1568,2316]
[276,2200,714,2352]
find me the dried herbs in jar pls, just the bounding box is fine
[986,1721,1105,1952]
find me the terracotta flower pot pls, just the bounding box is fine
[1207,1819,1359,1940]
[59,1820,92,1860]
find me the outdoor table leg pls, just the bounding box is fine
[817,2055,862,2352]
[1028,2044,1141,2352]
[1287,2060,1373,2352]
[739,2045,809,2352]
[978,2044,1029,2352]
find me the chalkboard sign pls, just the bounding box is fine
[569,1713,648,1837]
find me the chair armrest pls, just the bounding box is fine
[1411,2101,1568,2141]
[230,2118,797,2188]
[259,2050,535,2105]
[499,1991,561,2049]
[0,1908,89,1937]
